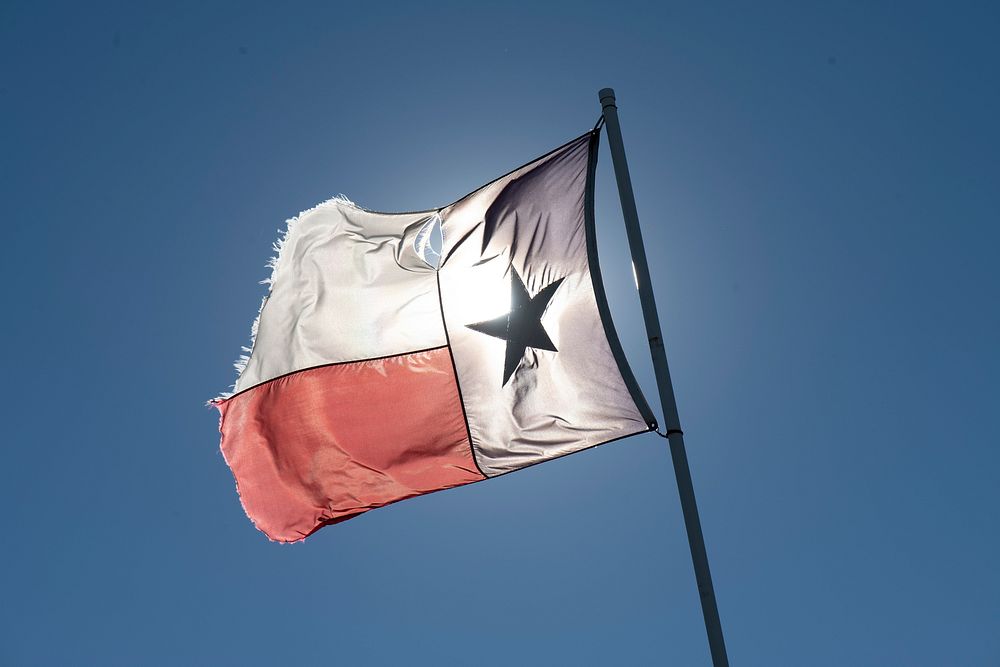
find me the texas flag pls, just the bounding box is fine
[212,131,656,542]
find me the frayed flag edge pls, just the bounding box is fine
[210,194,359,403]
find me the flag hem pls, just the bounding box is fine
[583,130,659,429]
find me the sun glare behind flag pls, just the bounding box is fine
[211,130,656,543]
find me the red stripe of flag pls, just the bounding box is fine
[215,347,484,542]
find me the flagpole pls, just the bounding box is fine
[598,88,730,666]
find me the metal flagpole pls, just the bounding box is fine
[598,87,730,666]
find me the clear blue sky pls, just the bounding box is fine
[2,2,997,664]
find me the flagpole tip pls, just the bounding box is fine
[598,88,617,108]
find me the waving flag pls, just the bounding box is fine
[212,130,655,542]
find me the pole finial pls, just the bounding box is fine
[598,88,617,108]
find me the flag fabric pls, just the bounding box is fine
[212,130,656,542]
